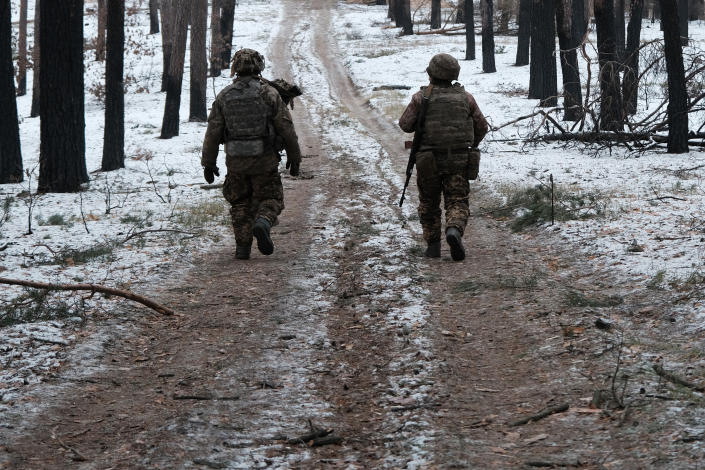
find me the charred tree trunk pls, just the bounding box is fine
[96,0,106,61]
[16,0,27,96]
[160,0,174,92]
[515,0,531,65]
[457,3,465,23]
[528,0,557,107]
[0,0,22,183]
[465,0,475,60]
[615,0,626,62]
[219,0,235,68]
[431,0,441,28]
[102,0,124,172]
[660,0,689,152]
[210,0,222,76]
[678,0,688,45]
[189,0,208,122]
[481,0,496,72]
[622,0,643,115]
[394,0,402,26]
[594,0,623,130]
[38,0,88,192]
[149,0,160,34]
[556,0,583,120]
[160,0,189,139]
[388,0,395,21]
[29,0,39,117]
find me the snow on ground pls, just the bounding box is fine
[335,3,705,324]
[1,0,281,406]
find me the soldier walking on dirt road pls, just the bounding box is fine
[201,49,302,260]
[399,53,488,261]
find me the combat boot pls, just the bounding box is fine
[425,240,441,258]
[445,227,465,261]
[235,243,251,260]
[253,218,274,255]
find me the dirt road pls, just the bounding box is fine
[2,1,702,469]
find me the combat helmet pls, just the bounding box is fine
[426,53,460,81]
[231,48,265,77]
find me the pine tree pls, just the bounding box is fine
[0,0,22,183]
[149,0,159,34]
[465,0,475,60]
[190,0,208,122]
[594,0,623,130]
[556,0,583,120]
[481,0,496,73]
[622,0,644,115]
[515,0,531,65]
[38,0,88,192]
[528,0,557,107]
[160,0,189,139]
[30,0,40,117]
[220,0,236,67]
[16,0,27,96]
[210,0,223,76]
[431,0,441,29]
[102,0,125,171]
[660,0,689,152]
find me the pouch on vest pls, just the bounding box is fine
[467,149,481,180]
[226,139,265,158]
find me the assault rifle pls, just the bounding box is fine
[399,85,433,208]
[262,77,303,109]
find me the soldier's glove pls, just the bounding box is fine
[203,166,220,184]
[286,159,300,177]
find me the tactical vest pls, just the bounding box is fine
[221,78,272,157]
[421,84,474,150]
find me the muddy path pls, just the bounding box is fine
[2,1,701,469]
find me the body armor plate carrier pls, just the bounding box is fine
[422,84,474,150]
[222,78,272,158]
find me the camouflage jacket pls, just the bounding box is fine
[398,84,489,148]
[201,76,302,175]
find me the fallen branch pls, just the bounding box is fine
[415,24,466,35]
[200,183,223,190]
[0,277,174,315]
[509,403,570,426]
[652,363,705,393]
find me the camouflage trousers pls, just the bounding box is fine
[223,170,284,245]
[415,150,470,243]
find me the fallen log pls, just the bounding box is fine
[0,277,174,315]
[509,403,569,426]
[652,363,705,393]
[416,25,467,35]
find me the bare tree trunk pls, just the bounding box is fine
[556,0,583,120]
[400,0,413,35]
[219,0,235,68]
[149,0,159,34]
[515,0,531,65]
[160,0,174,92]
[16,0,27,96]
[160,0,189,139]
[190,0,207,122]
[102,0,124,171]
[594,0,623,130]
[431,0,441,28]
[388,0,395,20]
[659,0,689,152]
[96,0,106,62]
[615,0,626,62]
[30,0,39,117]
[481,0,496,72]
[528,0,557,107]
[465,0,476,60]
[622,0,643,115]
[573,0,586,42]
[210,0,222,76]
[678,0,688,45]
[38,0,88,192]
[0,0,23,183]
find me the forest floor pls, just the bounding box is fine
[2,1,705,469]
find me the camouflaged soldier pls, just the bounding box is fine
[201,49,302,260]
[399,53,488,261]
